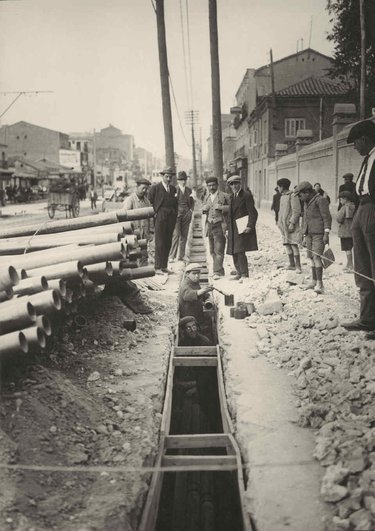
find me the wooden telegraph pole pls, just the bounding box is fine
[208,0,223,187]
[359,0,366,120]
[155,0,175,169]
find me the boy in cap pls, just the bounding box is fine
[169,171,194,262]
[179,263,213,323]
[342,120,375,337]
[202,176,229,279]
[339,173,358,209]
[295,180,332,294]
[336,191,356,272]
[277,177,302,272]
[178,315,211,346]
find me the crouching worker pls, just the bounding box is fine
[178,316,212,346]
[179,262,213,325]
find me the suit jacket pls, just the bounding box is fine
[148,181,177,214]
[226,189,258,255]
[176,185,194,215]
[302,193,332,235]
[355,157,375,202]
[202,190,229,235]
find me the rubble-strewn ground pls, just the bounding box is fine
[215,210,375,531]
[0,280,178,531]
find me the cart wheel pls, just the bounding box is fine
[72,198,80,218]
[47,205,55,219]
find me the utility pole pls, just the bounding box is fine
[155,0,175,170]
[185,110,199,187]
[359,0,366,120]
[208,0,223,188]
[199,127,203,183]
[93,129,97,189]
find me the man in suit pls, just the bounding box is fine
[295,181,331,294]
[169,171,194,262]
[148,167,178,274]
[342,120,375,338]
[226,175,258,283]
[202,176,229,279]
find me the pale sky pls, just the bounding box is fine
[0,0,333,161]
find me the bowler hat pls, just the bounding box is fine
[294,181,313,193]
[347,120,375,144]
[177,171,188,181]
[339,191,354,202]
[227,175,241,185]
[179,315,197,328]
[136,178,151,186]
[160,166,176,175]
[206,176,218,184]
[185,262,202,273]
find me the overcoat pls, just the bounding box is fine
[301,193,332,235]
[226,189,258,255]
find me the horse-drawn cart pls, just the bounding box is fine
[47,189,80,218]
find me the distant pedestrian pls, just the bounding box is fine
[314,183,331,204]
[202,176,229,279]
[178,316,211,346]
[339,173,359,209]
[336,191,355,272]
[271,187,281,223]
[169,171,194,262]
[342,120,375,339]
[295,181,332,294]
[148,167,177,274]
[226,175,258,283]
[277,178,302,273]
[123,178,152,266]
[90,187,98,209]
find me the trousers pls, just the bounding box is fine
[207,222,226,275]
[233,252,249,277]
[170,209,192,260]
[154,208,177,269]
[352,201,375,326]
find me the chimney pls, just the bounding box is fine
[332,104,356,137]
[295,129,314,151]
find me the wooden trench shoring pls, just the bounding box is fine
[139,212,253,531]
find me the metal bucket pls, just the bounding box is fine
[224,294,234,306]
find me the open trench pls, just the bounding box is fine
[140,212,252,531]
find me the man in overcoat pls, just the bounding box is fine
[169,171,194,262]
[226,175,258,282]
[148,167,177,274]
[342,120,375,338]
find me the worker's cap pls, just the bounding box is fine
[185,262,202,273]
[342,173,354,181]
[179,315,197,328]
[338,191,354,202]
[136,178,151,186]
[160,166,176,175]
[276,178,291,189]
[206,176,218,185]
[294,181,313,193]
[177,171,188,181]
[347,120,375,144]
[226,175,241,185]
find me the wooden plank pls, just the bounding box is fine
[161,455,237,469]
[217,346,235,434]
[138,440,165,531]
[160,347,175,437]
[173,356,218,367]
[165,433,232,449]
[174,346,217,357]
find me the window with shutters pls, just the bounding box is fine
[285,118,305,138]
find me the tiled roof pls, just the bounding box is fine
[277,76,349,97]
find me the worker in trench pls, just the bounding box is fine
[178,263,213,337]
[178,315,212,346]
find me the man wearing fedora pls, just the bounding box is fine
[343,120,375,339]
[169,171,194,262]
[148,167,178,274]
[226,175,258,283]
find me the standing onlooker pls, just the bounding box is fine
[90,187,98,210]
[336,191,355,272]
[277,178,302,272]
[314,182,331,204]
[339,173,359,209]
[226,175,258,283]
[271,187,281,224]
[148,167,177,274]
[342,120,375,339]
[202,176,229,280]
[123,178,152,265]
[295,181,331,294]
[169,171,194,262]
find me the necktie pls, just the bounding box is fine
[358,155,369,195]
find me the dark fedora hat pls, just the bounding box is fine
[160,166,176,175]
[177,171,188,181]
[347,120,375,144]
